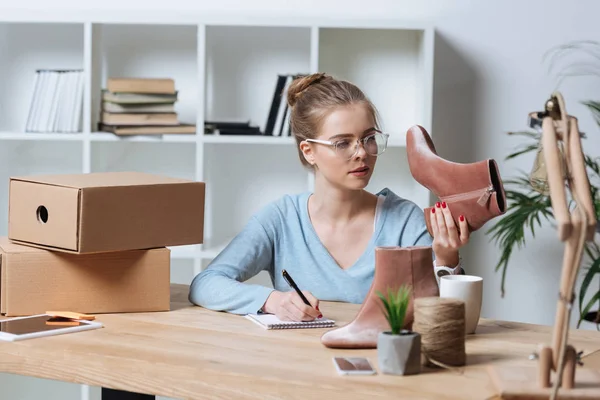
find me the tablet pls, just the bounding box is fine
[0,314,103,342]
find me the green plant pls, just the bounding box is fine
[376,285,412,335]
[486,40,600,328]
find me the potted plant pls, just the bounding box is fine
[376,285,421,375]
[486,40,600,328]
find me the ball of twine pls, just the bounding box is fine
[413,297,466,369]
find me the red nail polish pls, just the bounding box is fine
[460,215,465,222]
[431,208,435,214]
[316,305,320,311]
[318,314,323,318]
[442,202,446,208]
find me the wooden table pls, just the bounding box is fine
[1,284,599,400]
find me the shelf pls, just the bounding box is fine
[205,25,311,133]
[169,244,200,259]
[91,23,198,132]
[90,132,197,143]
[0,132,84,141]
[202,134,295,145]
[0,22,84,133]
[199,237,234,260]
[318,27,432,147]
[200,245,226,260]
[203,143,309,249]
[0,18,434,273]
[90,141,197,181]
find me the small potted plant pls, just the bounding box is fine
[376,285,421,375]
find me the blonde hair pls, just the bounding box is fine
[286,73,380,168]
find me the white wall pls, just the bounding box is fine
[1,1,600,399]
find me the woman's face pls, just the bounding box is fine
[302,103,379,191]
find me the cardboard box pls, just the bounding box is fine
[0,237,171,316]
[8,171,205,253]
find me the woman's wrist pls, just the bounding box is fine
[434,249,460,268]
[262,291,282,314]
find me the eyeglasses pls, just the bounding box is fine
[304,130,390,160]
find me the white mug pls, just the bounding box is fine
[439,275,483,334]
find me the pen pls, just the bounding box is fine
[282,269,311,307]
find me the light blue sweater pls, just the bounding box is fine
[189,187,435,315]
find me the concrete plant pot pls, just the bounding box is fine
[377,330,421,375]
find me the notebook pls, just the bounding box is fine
[245,313,335,330]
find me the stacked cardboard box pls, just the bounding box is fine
[0,171,205,316]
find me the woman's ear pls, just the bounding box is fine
[299,140,316,165]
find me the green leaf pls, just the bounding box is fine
[377,285,411,335]
[505,144,540,161]
[507,130,541,140]
[486,185,554,296]
[578,257,600,326]
[376,290,394,330]
[581,291,600,326]
[544,40,600,86]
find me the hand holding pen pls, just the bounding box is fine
[261,269,322,321]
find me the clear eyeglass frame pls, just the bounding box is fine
[303,130,390,160]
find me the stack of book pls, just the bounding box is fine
[98,78,195,136]
[25,69,84,133]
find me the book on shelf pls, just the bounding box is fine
[98,123,196,136]
[102,101,175,114]
[101,112,179,126]
[106,77,176,94]
[99,77,195,136]
[264,73,305,137]
[25,69,84,133]
[102,90,178,104]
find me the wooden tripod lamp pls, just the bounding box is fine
[488,92,599,399]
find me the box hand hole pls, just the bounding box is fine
[36,205,48,224]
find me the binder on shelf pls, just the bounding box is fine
[264,73,304,137]
[204,120,261,136]
[264,74,288,136]
[25,69,84,133]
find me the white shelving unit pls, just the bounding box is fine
[0,12,434,400]
[0,15,434,286]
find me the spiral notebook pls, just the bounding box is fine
[244,313,335,330]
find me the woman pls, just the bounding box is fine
[189,73,469,322]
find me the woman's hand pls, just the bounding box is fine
[263,290,322,321]
[430,201,470,267]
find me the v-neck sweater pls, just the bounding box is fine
[189,187,434,315]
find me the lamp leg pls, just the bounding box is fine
[561,345,577,389]
[538,345,553,389]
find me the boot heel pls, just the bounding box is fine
[424,207,434,237]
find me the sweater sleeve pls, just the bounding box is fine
[188,215,276,315]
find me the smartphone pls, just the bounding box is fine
[332,357,377,375]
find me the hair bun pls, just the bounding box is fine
[287,73,330,107]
